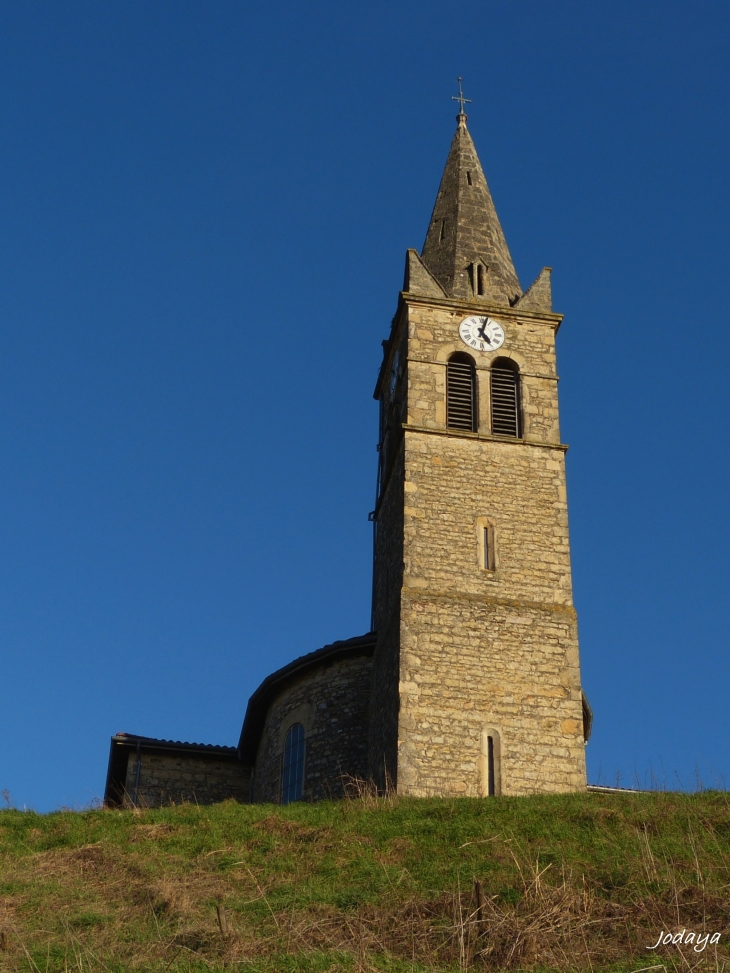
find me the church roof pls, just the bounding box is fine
[237,632,376,764]
[420,112,521,306]
[108,733,237,755]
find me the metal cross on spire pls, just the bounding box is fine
[452,77,472,115]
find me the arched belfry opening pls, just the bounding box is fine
[446,352,477,431]
[490,357,521,437]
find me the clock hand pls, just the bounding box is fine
[477,320,492,345]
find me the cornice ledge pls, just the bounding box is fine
[401,586,577,618]
[401,291,564,326]
[402,423,569,452]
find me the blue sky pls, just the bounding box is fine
[1,1,728,810]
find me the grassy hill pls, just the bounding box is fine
[0,790,729,972]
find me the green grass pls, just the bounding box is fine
[0,791,729,971]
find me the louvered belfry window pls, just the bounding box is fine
[490,359,521,437]
[446,354,477,431]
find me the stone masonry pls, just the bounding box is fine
[369,111,587,797]
[252,654,373,803]
[122,750,250,807]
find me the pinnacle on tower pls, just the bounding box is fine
[420,105,522,306]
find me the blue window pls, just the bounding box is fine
[281,722,305,804]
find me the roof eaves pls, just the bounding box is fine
[111,734,239,756]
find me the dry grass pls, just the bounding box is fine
[1,789,729,972]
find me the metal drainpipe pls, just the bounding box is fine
[369,512,378,633]
[132,741,142,807]
[369,439,382,633]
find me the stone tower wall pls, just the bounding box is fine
[368,323,408,791]
[368,442,404,790]
[374,296,586,797]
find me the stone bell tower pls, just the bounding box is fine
[368,103,589,797]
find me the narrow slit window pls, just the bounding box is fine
[477,264,485,295]
[466,171,473,186]
[483,526,495,570]
[281,723,305,804]
[490,359,521,437]
[439,219,446,243]
[487,736,495,796]
[481,728,501,797]
[446,354,476,431]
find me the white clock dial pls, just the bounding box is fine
[458,315,505,353]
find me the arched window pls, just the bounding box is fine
[281,722,305,804]
[490,358,521,437]
[446,353,476,431]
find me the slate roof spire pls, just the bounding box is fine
[420,107,522,306]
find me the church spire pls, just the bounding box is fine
[420,96,521,306]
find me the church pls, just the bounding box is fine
[104,97,592,809]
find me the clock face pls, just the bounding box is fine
[458,315,505,353]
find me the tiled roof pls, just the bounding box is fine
[111,733,238,755]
